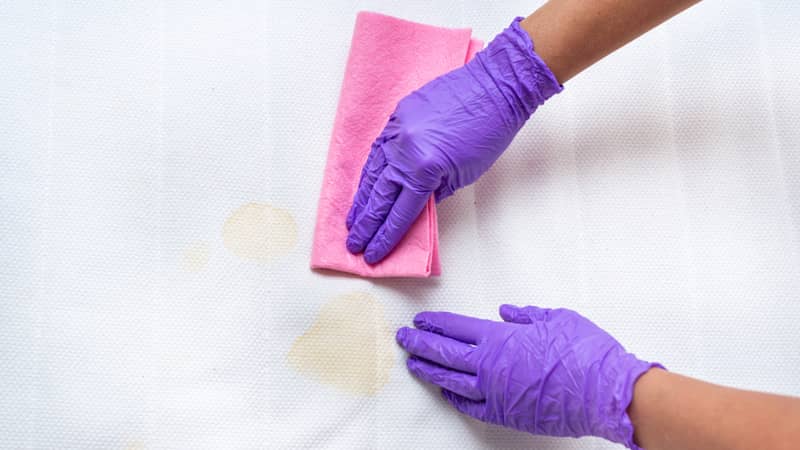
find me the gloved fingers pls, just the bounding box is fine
[363,187,430,264]
[345,171,401,254]
[346,144,386,230]
[441,389,487,420]
[499,304,552,324]
[498,304,532,324]
[396,327,478,374]
[407,356,483,401]
[413,311,493,345]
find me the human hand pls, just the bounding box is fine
[345,18,561,264]
[396,305,661,449]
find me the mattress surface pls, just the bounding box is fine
[1,1,799,448]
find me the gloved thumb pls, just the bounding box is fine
[499,304,551,324]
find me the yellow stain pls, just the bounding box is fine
[288,292,395,396]
[183,241,210,272]
[223,202,297,263]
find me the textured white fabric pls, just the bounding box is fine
[2,1,799,448]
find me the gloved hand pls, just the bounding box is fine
[396,305,662,449]
[345,18,562,264]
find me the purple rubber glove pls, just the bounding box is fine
[396,305,662,449]
[345,18,562,264]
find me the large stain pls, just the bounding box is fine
[287,292,395,396]
[222,202,297,262]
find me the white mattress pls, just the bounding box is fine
[2,1,799,448]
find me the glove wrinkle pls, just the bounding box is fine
[398,307,662,449]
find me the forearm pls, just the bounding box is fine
[520,0,701,83]
[629,369,800,450]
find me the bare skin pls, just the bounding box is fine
[629,369,800,450]
[520,1,800,448]
[520,0,701,83]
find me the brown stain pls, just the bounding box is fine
[287,292,395,396]
[222,202,297,262]
[182,241,210,272]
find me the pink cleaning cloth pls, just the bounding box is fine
[311,11,483,278]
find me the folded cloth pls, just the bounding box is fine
[311,11,483,278]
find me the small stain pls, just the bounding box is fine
[123,442,145,450]
[222,202,297,263]
[182,241,210,272]
[288,292,395,396]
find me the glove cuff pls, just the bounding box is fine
[474,17,563,118]
[608,358,666,450]
[508,17,563,104]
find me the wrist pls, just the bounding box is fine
[506,17,563,105]
[597,354,664,449]
[628,367,669,449]
[472,18,562,118]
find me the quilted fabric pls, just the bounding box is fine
[1,1,799,449]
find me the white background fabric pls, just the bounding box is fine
[2,1,799,448]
